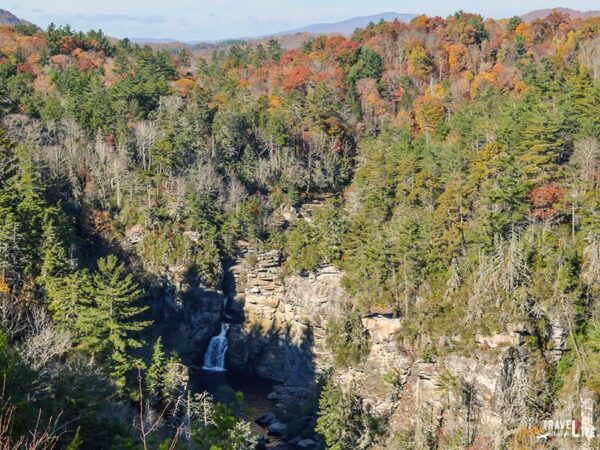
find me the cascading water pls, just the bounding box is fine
[202,322,230,371]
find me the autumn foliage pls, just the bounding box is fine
[527,183,565,219]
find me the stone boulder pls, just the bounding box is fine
[296,438,319,450]
[255,412,277,427]
[266,421,287,437]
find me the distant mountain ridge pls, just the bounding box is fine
[521,7,600,22]
[0,9,27,26]
[4,7,600,45]
[274,12,418,36]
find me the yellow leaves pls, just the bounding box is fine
[466,142,503,194]
[413,94,445,135]
[411,14,430,29]
[470,71,497,98]
[430,83,445,98]
[211,93,226,106]
[513,80,528,96]
[325,116,343,137]
[0,277,9,295]
[509,426,545,450]
[514,23,530,40]
[268,94,283,110]
[554,30,578,62]
[407,46,433,80]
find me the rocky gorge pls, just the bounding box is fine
[123,206,595,449]
[151,242,595,449]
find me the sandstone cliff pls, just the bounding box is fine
[225,250,592,448]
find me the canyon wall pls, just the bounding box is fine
[225,250,587,448]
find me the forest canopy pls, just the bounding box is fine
[0,9,598,449]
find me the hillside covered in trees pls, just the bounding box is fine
[0,8,599,450]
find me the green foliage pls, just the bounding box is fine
[0,13,597,449]
[65,427,83,450]
[349,47,384,82]
[76,255,151,389]
[316,378,377,450]
[192,402,256,450]
[286,198,346,273]
[147,337,168,400]
[326,311,371,367]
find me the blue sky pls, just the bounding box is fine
[6,1,600,41]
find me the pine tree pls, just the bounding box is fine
[15,149,47,274]
[0,211,25,289]
[77,255,151,388]
[517,101,565,186]
[0,133,22,288]
[147,337,167,400]
[39,209,71,282]
[47,270,89,332]
[316,379,368,450]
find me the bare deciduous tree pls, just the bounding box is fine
[134,121,160,171]
[18,308,71,372]
[572,137,600,190]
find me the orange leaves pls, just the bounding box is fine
[527,183,565,220]
[268,95,283,110]
[72,48,102,73]
[58,35,83,54]
[545,9,571,31]
[33,73,52,94]
[515,22,532,46]
[88,209,117,236]
[49,54,71,70]
[173,78,195,97]
[282,65,311,93]
[356,78,387,119]
[324,36,358,65]
[447,44,468,74]
[470,70,498,98]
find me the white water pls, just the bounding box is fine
[202,322,230,371]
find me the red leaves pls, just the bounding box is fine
[527,183,565,219]
[283,65,311,92]
[58,35,83,54]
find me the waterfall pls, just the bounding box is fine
[202,322,230,371]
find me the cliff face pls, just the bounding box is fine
[225,250,587,447]
[149,267,225,363]
[227,250,341,383]
[124,225,227,363]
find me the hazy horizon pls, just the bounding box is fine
[5,1,600,41]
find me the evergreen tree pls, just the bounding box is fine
[147,337,167,400]
[47,270,90,332]
[517,101,565,186]
[77,255,151,389]
[0,133,22,288]
[39,209,71,282]
[14,149,47,277]
[316,379,369,450]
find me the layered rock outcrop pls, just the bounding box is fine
[227,250,342,383]
[225,250,583,448]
